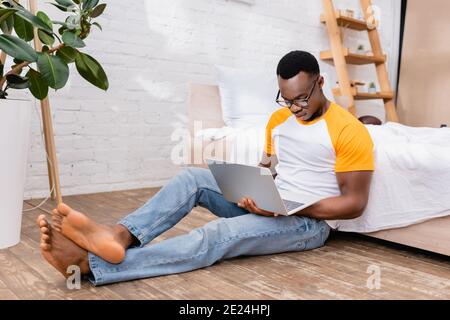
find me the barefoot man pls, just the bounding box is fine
[37,51,374,286]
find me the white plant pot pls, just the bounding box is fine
[0,99,31,249]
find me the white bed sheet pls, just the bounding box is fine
[196,123,450,233]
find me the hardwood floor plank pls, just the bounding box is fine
[13,189,449,300]
[0,289,19,300]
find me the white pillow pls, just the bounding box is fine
[215,65,335,128]
[215,65,279,128]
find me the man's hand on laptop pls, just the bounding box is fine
[237,197,279,217]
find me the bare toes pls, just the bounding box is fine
[52,215,62,226]
[41,234,50,242]
[40,242,51,251]
[57,203,71,216]
[39,219,48,229]
[40,227,49,234]
[36,214,46,227]
[52,213,62,221]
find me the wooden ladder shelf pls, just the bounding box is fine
[320,0,399,122]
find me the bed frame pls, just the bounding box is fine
[188,83,450,256]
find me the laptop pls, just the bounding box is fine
[206,159,322,216]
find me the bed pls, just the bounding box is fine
[188,83,450,256]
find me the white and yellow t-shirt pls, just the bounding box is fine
[265,102,375,225]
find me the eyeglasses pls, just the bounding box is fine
[275,76,319,108]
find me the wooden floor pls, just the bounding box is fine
[0,187,449,300]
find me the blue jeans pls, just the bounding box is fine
[88,168,331,285]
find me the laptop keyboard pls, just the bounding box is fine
[282,199,304,212]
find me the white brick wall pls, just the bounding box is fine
[23,0,401,199]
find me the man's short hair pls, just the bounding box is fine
[276,51,320,80]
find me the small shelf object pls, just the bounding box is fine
[368,82,377,94]
[320,0,399,122]
[332,87,394,101]
[356,44,365,55]
[320,9,369,31]
[320,48,386,65]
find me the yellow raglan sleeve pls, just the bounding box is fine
[264,121,274,155]
[335,123,375,173]
[264,108,291,156]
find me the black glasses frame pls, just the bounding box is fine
[275,76,319,108]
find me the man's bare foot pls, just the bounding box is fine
[37,215,90,278]
[51,203,133,264]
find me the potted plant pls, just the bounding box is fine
[0,0,109,249]
[356,44,365,55]
[367,82,377,94]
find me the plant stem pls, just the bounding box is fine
[0,43,65,90]
[54,32,63,44]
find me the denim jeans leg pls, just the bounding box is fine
[88,214,331,286]
[118,167,248,247]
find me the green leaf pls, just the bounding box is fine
[35,13,53,45]
[36,11,52,29]
[50,3,69,12]
[75,52,108,91]
[15,9,53,33]
[26,68,48,99]
[13,14,34,41]
[91,3,106,18]
[83,0,99,11]
[52,20,68,26]
[65,15,79,30]
[91,22,102,31]
[0,8,17,24]
[62,30,85,48]
[38,29,55,45]
[92,21,102,31]
[0,34,38,62]
[0,14,14,34]
[37,52,69,89]
[0,1,12,8]
[55,0,74,7]
[2,0,26,10]
[56,46,78,63]
[0,8,16,33]
[6,74,29,89]
[51,0,77,12]
[58,25,67,35]
[6,74,27,84]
